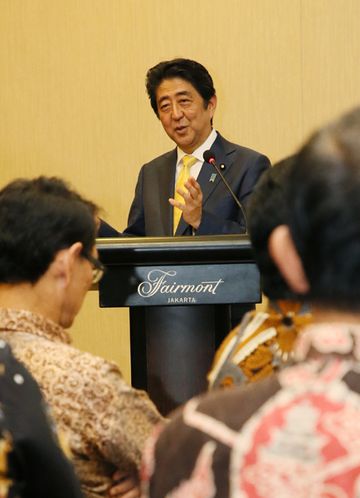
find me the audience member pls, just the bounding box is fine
[0,177,162,498]
[0,340,83,498]
[208,157,312,389]
[141,107,360,497]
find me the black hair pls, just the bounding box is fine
[287,107,360,310]
[248,157,295,299]
[0,176,98,284]
[146,58,216,117]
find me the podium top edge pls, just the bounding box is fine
[96,234,251,249]
[95,234,254,265]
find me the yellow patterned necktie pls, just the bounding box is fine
[173,155,197,234]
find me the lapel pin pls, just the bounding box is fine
[209,173,217,183]
[220,164,226,170]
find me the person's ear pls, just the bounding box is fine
[268,225,309,294]
[67,242,83,262]
[207,95,217,116]
[52,242,83,288]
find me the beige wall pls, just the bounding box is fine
[1,0,360,382]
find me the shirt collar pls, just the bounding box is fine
[176,129,218,166]
[0,308,71,344]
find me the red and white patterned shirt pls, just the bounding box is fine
[143,321,360,497]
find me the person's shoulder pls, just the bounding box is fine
[199,376,280,422]
[27,337,125,386]
[63,345,123,378]
[216,133,269,161]
[48,345,129,410]
[164,375,281,438]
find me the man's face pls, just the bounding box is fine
[155,77,217,153]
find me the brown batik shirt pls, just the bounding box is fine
[0,308,162,498]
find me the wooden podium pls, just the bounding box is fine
[96,234,260,415]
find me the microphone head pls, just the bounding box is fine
[203,150,216,164]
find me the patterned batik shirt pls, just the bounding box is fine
[0,308,162,498]
[142,321,360,497]
[208,300,312,389]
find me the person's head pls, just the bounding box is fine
[145,58,217,153]
[269,107,360,312]
[0,176,101,326]
[248,157,296,300]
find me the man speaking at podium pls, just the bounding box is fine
[100,58,270,238]
[98,59,270,413]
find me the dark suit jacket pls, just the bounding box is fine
[99,133,270,237]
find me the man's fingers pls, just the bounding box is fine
[176,187,188,198]
[112,470,128,482]
[122,489,141,498]
[109,484,140,498]
[109,475,140,497]
[184,179,202,199]
[169,197,185,210]
[110,480,133,493]
[186,186,201,202]
[169,178,203,214]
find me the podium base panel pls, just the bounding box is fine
[130,305,231,415]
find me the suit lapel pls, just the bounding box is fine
[197,133,236,205]
[159,149,177,235]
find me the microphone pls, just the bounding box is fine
[203,150,248,231]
